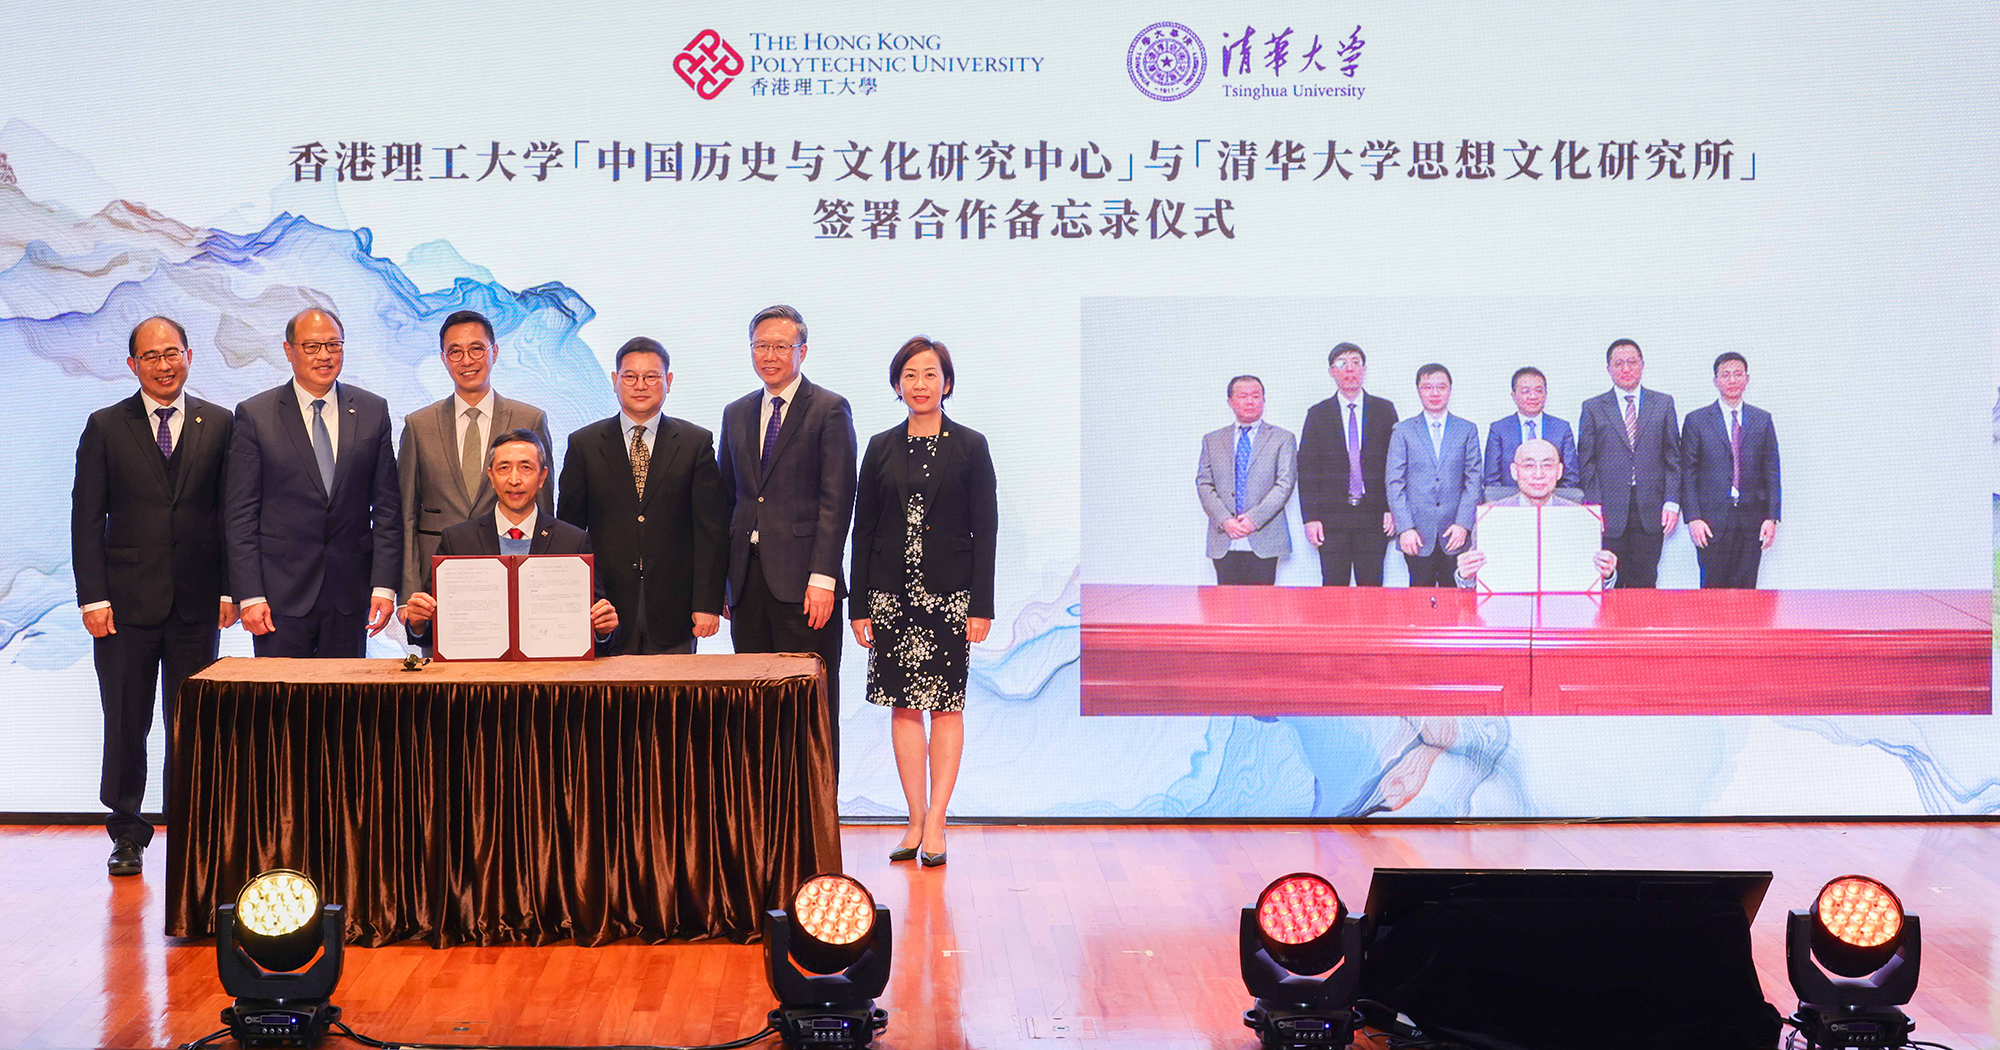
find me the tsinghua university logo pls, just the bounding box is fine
[675,29,745,99]
[1127,22,1206,101]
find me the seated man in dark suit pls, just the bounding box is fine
[1681,352,1780,588]
[1456,438,1617,587]
[403,428,618,646]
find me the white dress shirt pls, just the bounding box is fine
[245,379,395,612]
[455,390,495,461]
[1516,413,1545,443]
[621,410,660,464]
[1611,385,1679,515]
[1717,399,1744,501]
[751,375,834,592]
[1424,410,1449,459]
[295,379,339,460]
[497,506,539,539]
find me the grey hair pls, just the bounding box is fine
[748,304,807,345]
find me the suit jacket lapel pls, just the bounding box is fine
[429,397,466,507]
[528,520,556,554]
[603,417,642,510]
[920,416,954,509]
[274,383,328,503]
[170,397,210,505]
[331,383,359,499]
[639,418,680,513]
[123,395,173,498]
[760,378,812,482]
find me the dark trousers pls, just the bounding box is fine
[627,583,698,654]
[95,612,218,844]
[1605,488,1665,589]
[1317,523,1389,586]
[253,586,367,657]
[1697,506,1766,589]
[1213,551,1278,585]
[732,547,842,773]
[1404,550,1457,588]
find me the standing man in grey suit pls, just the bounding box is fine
[72,317,235,876]
[1196,375,1296,585]
[225,307,401,656]
[719,304,858,768]
[1681,352,1780,588]
[1386,363,1482,587]
[396,309,553,608]
[1577,338,1681,588]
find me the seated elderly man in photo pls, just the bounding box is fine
[1455,438,1616,587]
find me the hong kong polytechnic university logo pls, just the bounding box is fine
[675,29,744,100]
[1127,22,1205,101]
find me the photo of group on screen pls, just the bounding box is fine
[1195,339,1779,590]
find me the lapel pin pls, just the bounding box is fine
[348,407,356,414]
[194,416,203,423]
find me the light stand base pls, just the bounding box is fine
[768,1002,889,1049]
[221,999,340,1048]
[1790,1004,1915,1049]
[1244,999,1357,1049]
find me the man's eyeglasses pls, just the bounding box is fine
[618,372,665,387]
[751,341,802,357]
[444,345,491,363]
[295,340,345,358]
[134,349,185,366]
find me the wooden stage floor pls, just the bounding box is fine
[3,822,1997,1050]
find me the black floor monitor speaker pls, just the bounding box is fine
[1359,868,1784,1050]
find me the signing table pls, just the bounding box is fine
[1081,585,1991,716]
[166,655,839,947]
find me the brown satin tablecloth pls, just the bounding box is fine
[166,655,840,947]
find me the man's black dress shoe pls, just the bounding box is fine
[108,838,143,876]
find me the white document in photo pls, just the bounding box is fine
[435,557,510,660]
[1472,505,1540,594]
[516,555,592,658]
[1538,504,1607,593]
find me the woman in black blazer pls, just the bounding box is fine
[850,336,998,867]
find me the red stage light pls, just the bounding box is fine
[1815,876,1902,949]
[1256,874,1343,945]
[795,875,875,946]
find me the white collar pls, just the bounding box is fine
[620,410,661,434]
[496,506,539,538]
[764,374,805,406]
[141,389,188,416]
[1516,411,1544,425]
[293,378,336,407]
[455,389,495,417]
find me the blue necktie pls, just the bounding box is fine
[1525,418,1537,443]
[311,398,335,494]
[759,395,785,474]
[1233,426,1252,515]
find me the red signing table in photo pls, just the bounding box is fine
[1080,585,1992,716]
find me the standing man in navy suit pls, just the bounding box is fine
[1386,363,1482,587]
[1577,338,1681,588]
[1681,352,1780,588]
[72,317,235,876]
[719,305,858,767]
[225,307,401,656]
[1296,342,1399,585]
[1483,366,1578,501]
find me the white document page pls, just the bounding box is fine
[1472,505,1540,594]
[434,557,511,659]
[1538,504,1607,593]
[516,556,592,659]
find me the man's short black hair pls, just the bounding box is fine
[614,336,669,372]
[1226,374,1263,398]
[1713,351,1748,374]
[1328,342,1365,366]
[485,426,550,471]
[439,309,495,347]
[1416,362,1452,386]
[127,316,189,357]
[1510,366,1546,389]
[1606,338,1642,363]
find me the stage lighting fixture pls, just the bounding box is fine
[1241,873,1364,1049]
[763,873,891,1049]
[1787,875,1922,1049]
[216,869,345,1048]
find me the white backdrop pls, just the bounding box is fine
[0,0,1994,817]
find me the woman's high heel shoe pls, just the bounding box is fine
[919,849,946,867]
[889,845,919,862]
